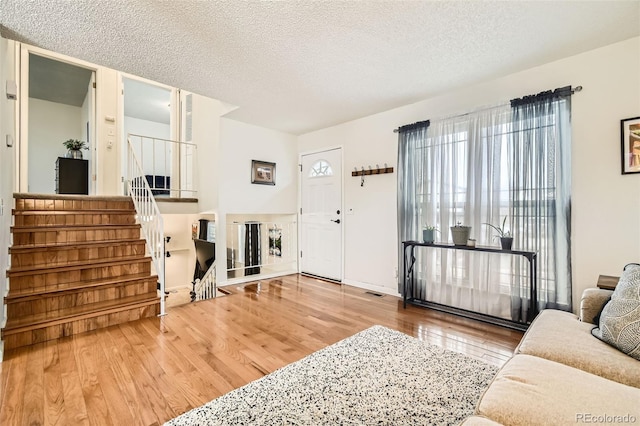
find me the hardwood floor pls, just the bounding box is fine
[0,274,523,426]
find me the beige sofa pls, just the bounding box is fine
[462,288,640,426]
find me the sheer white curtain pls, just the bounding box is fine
[398,95,572,322]
[419,105,517,319]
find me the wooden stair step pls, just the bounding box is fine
[1,298,160,351]
[10,238,144,251]
[7,255,151,276]
[5,273,159,299]
[14,193,134,212]
[6,277,158,320]
[12,211,136,227]
[11,224,140,232]
[3,293,160,331]
[12,209,134,215]
[10,224,141,246]
[7,258,152,292]
[9,239,147,268]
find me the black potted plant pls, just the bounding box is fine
[63,139,88,159]
[484,216,513,250]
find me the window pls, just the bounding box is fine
[309,160,333,177]
[398,93,572,322]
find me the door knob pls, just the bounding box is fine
[336,210,341,214]
[331,219,341,224]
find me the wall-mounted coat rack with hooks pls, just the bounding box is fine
[351,164,394,187]
[351,164,394,177]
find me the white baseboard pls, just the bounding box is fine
[341,279,401,298]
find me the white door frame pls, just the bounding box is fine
[117,72,179,193]
[298,146,345,282]
[17,43,99,194]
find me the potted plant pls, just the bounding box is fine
[450,222,471,246]
[484,216,513,250]
[422,225,439,245]
[63,139,88,159]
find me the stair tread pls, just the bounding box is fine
[6,273,159,300]
[3,293,160,331]
[11,224,141,232]
[9,238,146,252]
[7,255,152,276]
[12,209,134,215]
[13,193,133,202]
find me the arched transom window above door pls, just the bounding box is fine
[309,160,333,177]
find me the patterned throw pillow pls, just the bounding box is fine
[592,264,640,360]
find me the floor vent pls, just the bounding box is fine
[365,291,384,297]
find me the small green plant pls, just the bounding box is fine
[484,216,512,239]
[423,225,439,232]
[62,139,88,151]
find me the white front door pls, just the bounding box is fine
[300,148,342,281]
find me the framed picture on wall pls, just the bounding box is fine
[621,116,640,174]
[251,160,276,185]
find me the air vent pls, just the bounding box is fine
[365,291,384,297]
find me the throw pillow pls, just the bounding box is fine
[592,264,640,360]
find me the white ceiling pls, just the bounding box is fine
[1,1,639,135]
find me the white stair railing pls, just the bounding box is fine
[191,261,217,302]
[126,138,166,315]
[127,134,198,199]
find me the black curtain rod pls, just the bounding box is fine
[393,119,430,134]
[510,85,581,107]
[393,85,582,133]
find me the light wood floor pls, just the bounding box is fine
[0,274,523,426]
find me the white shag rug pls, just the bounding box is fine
[166,325,497,426]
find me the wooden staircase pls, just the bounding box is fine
[2,193,161,351]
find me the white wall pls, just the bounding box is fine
[96,66,119,195]
[123,116,170,176]
[28,98,83,194]
[0,37,17,359]
[192,93,222,214]
[216,118,298,285]
[298,36,640,310]
[219,118,298,214]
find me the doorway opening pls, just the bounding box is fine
[121,76,173,195]
[25,53,95,194]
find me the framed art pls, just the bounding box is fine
[621,116,640,174]
[251,160,276,185]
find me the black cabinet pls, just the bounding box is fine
[55,157,88,195]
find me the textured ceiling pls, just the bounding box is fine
[1,1,639,135]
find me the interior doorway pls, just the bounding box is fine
[120,76,175,195]
[300,148,343,282]
[20,52,96,194]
